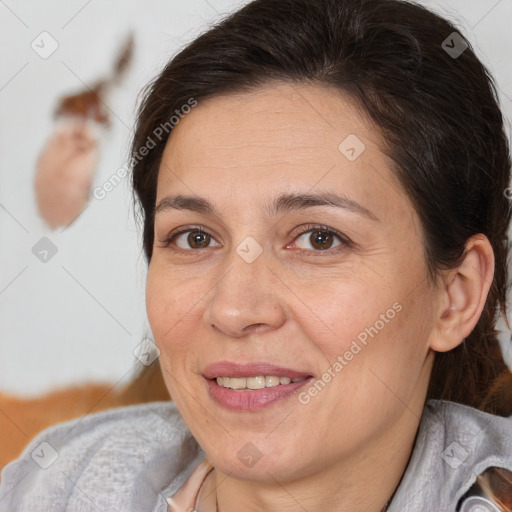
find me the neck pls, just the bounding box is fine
[198,405,421,512]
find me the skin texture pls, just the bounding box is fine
[146,82,494,512]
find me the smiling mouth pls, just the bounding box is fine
[206,370,313,410]
[214,376,308,390]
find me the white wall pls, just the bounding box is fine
[0,0,510,396]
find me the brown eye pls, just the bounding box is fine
[188,231,211,248]
[310,230,335,250]
[172,229,220,250]
[295,228,344,251]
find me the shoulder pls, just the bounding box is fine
[389,399,512,512]
[0,401,204,512]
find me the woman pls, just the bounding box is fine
[1,0,512,510]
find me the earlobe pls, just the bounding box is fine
[430,234,495,353]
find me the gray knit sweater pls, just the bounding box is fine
[0,399,511,511]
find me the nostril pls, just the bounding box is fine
[243,323,271,335]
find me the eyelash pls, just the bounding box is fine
[159,224,353,255]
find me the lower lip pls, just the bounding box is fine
[206,377,313,411]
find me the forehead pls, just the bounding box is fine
[162,82,379,169]
[156,82,407,220]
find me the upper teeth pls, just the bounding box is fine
[216,376,305,390]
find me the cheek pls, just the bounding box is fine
[145,264,203,401]
[297,267,433,394]
[145,262,200,352]
[291,275,398,359]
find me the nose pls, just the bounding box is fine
[203,247,287,338]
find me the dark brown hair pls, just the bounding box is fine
[130,0,512,415]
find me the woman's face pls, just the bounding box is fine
[146,82,438,482]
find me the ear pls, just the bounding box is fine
[429,234,495,353]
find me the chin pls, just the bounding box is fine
[205,438,312,483]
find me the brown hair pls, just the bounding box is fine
[130,0,512,416]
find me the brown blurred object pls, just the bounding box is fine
[0,362,169,472]
[458,466,512,511]
[54,33,134,126]
[35,119,100,228]
[478,467,512,510]
[34,33,134,228]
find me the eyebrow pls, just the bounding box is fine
[154,192,378,221]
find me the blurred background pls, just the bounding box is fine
[0,0,511,399]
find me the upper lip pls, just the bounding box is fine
[203,361,313,380]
